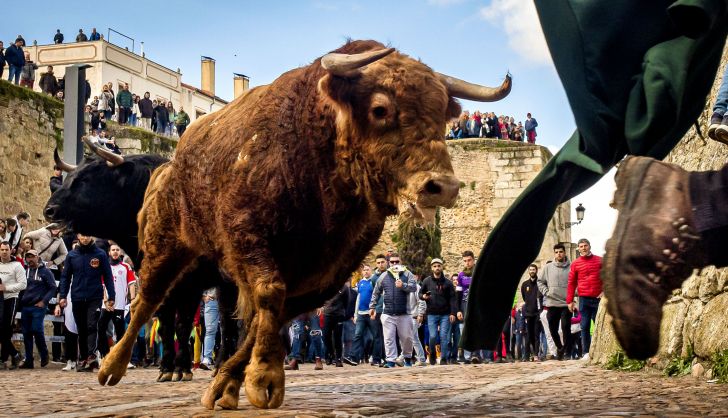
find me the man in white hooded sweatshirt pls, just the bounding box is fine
[0,241,27,369]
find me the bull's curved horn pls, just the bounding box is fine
[53,148,77,172]
[82,136,124,167]
[438,72,512,102]
[321,48,395,76]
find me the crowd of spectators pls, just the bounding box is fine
[447,111,539,144]
[0,199,601,374]
[1,34,191,140]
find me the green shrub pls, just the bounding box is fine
[664,345,694,377]
[605,351,646,372]
[711,349,728,383]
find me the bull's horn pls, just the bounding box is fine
[53,148,77,172]
[82,136,124,167]
[321,48,395,76]
[438,72,512,102]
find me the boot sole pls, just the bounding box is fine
[603,156,657,358]
[715,126,728,145]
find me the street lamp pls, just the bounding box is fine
[561,203,585,229]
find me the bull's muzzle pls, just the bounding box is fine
[44,204,59,221]
[418,174,460,209]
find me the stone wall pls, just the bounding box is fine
[0,80,63,228]
[590,45,728,373]
[370,139,572,284]
[0,80,173,230]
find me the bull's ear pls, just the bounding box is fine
[318,73,359,108]
[446,97,462,119]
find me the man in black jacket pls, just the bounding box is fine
[59,234,115,372]
[418,258,459,365]
[19,250,57,369]
[5,38,25,85]
[138,92,154,130]
[520,264,542,361]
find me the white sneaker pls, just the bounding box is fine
[582,353,590,361]
[62,360,76,371]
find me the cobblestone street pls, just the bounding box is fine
[3,359,728,417]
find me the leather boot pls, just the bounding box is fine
[314,357,323,370]
[284,358,299,371]
[604,156,708,360]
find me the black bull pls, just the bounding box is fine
[46,147,240,380]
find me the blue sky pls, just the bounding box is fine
[4,0,616,253]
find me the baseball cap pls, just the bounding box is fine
[430,258,444,265]
[26,249,39,256]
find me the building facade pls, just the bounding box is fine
[21,40,234,123]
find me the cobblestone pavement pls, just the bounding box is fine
[2,359,728,417]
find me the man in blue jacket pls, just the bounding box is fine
[59,234,115,372]
[19,250,57,369]
[5,38,25,85]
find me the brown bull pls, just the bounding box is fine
[97,40,511,409]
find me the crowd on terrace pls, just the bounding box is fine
[448,111,539,143]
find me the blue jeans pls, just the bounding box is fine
[290,314,323,361]
[579,297,600,354]
[351,313,379,362]
[342,318,354,358]
[21,305,48,363]
[427,314,451,363]
[129,113,138,126]
[202,300,219,362]
[8,65,21,85]
[714,68,728,115]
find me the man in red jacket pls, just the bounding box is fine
[566,238,602,358]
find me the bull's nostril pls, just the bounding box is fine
[44,206,56,218]
[424,180,442,195]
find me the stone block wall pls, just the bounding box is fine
[0,80,63,228]
[0,80,172,230]
[371,139,572,282]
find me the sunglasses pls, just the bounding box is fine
[390,260,401,264]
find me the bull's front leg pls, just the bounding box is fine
[243,278,286,409]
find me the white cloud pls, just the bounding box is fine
[480,0,551,66]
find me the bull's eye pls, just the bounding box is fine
[372,106,388,119]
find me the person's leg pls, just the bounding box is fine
[32,306,49,363]
[579,298,592,355]
[332,317,344,361]
[1,298,20,362]
[547,308,564,353]
[64,325,78,362]
[351,315,366,362]
[396,315,414,361]
[373,313,384,364]
[202,299,219,363]
[72,300,89,360]
[436,315,450,362]
[410,316,426,362]
[21,307,34,365]
[84,300,102,361]
[111,310,126,346]
[308,315,324,360]
[96,309,113,357]
[559,308,573,356]
[380,314,397,363]
[540,309,558,356]
[289,319,304,362]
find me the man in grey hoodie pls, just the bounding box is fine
[537,244,572,360]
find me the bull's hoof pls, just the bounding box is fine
[244,359,285,409]
[182,371,193,382]
[157,371,174,382]
[98,349,130,386]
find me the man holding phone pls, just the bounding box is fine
[419,258,459,365]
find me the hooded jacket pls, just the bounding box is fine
[21,263,56,306]
[59,241,115,302]
[537,258,571,307]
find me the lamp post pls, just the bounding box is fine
[561,203,586,229]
